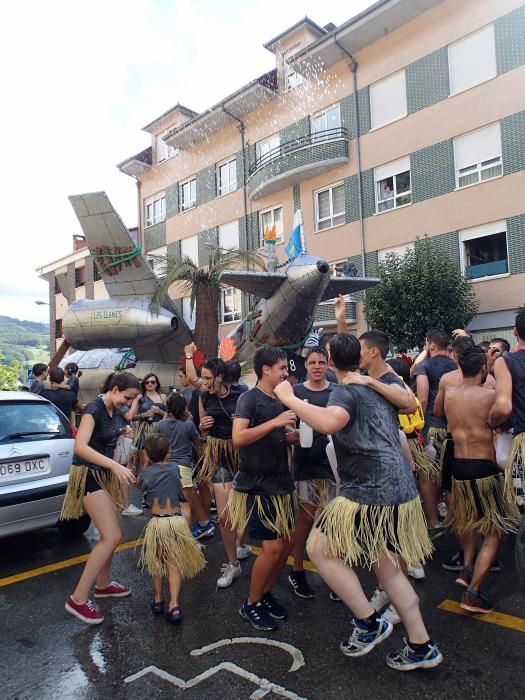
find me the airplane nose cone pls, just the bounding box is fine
[316,259,330,274]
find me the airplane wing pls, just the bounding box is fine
[220,270,286,299]
[69,192,178,315]
[319,277,380,302]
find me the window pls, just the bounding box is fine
[54,278,61,295]
[218,220,239,250]
[460,221,508,280]
[378,242,414,263]
[256,134,280,166]
[374,157,411,213]
[181,235,199,266]
[147,245,167,277]
[453,123,502,189]
[221,287,242,324]
[74,266,85,288]
[259,206,283,246]
[182,297,195,330]
[315,183,345,231]
[93,263,102,282]
[311,104,341,141]
[156,132,177,164]
[448,25,496,95]
[179,178,196,212]
[369,70,407,130]
[55,319,63,338]
[284,47,303,90]
[217,158,237,196]
[144,194,166,227]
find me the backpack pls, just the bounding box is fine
[398,395,425,434]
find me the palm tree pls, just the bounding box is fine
[150,241,265,361]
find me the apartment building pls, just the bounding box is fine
[117,0,525,347]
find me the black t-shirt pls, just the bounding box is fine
[327,381,418,506]
[504,350,525,434]
[233,387,294,496]
[326,368,337,383]
[67,376,80,396]
[73,396,122,465]
[41,387,77,418]
[292,382,335,481]
[413,355,457,428]
[201,385,247,440]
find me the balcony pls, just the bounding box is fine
[466,259,508,279]
[247,127,349,201]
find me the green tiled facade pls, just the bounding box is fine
[347,251,379,277]
[344,168,375,223]
[235,149,246,187]
[144,222,166,252]
[501,110,525,176]
[198,228,219,266]
[424,231,461,269]
[239,213,259,251]
[195,165,216,206]
[280,117,310,150]
[411,139,456,203]
[507,214,525,275]
[346,86,370,139]
[167,240,181,258]
[165,183,178,219]
[406,47,450,114]
[495,5,525,75]
[293,184,301,212]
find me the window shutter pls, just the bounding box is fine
[369,70,407,129]
[332,184,345,215]
[317,190,331,219]
[448,25,496,95]
[454,123,501,170]
[374,156,411,183]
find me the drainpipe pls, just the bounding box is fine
[221,105,249,237]
[333,37,366,279]
[136,177,142,248]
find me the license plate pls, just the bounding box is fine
[0,457,51,481]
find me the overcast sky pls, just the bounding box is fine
[0,0,373,324]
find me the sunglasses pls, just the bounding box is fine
[144,379,157,385]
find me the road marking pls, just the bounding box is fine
[0,538,143,588]
[250,545,317,573]
[124,662,307,700]
[438,599,525,633]
[190,637,305,672]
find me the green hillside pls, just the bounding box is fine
[0,315,50,381]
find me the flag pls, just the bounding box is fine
[284,209,304,259]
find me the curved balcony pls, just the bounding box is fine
[247,127,349,201]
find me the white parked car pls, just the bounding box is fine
[0,391,90,538]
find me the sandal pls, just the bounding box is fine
[150,600,164,614]
[164,606,183,624]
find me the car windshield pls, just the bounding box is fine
[0,401,73,445]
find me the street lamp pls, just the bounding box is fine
[34,301,49,306]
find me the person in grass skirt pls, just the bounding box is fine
[138,434,206,624]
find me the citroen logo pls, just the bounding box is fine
[9,447,22,456]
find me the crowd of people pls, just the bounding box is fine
[44,306,525,673]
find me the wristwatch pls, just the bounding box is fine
[185,354,193,360]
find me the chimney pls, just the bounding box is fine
[73,234,87,251]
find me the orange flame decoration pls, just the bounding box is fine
[264,224,277,243]
[219,336,237,361]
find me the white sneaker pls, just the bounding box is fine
[236,545,252,560]
[369,588,390,611]
[437,502,448,519]
[121,504,143,516]
[383,604,401,625]
[217,562,241,588]
[408,564,425,580]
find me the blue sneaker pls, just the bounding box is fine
[239,601,278,631]
[340,615,393,657]
[262,592,288,619]
[191,522,215,540]
[386,638,443,671]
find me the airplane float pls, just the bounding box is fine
[60,192,379,398]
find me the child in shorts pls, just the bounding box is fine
[139,434,206,624]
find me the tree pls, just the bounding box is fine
[0,354,21,390]
[150,241,265,361]
[363,237,479,351]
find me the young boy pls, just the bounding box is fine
[30,363,48,395]
[275,334,442,671]
[226,346,297,631]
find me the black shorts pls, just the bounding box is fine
[452,458,500,480]
[246,494,294,542]
[84,468,104,495]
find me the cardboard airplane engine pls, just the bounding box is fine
[61,192,379,394]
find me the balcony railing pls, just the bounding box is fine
[249,127,348,176]
[466,259,508,279]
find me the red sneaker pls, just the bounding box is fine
[65,596,104,625]
[94,581,131,598]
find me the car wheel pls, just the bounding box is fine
[58,514,91,537]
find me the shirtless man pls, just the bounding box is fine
[444,347,520,613]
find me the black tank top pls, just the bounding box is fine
[504,351,525,434]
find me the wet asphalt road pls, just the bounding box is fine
[1,497,524,700]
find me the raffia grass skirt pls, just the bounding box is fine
[139,514,206,579]
[225,489,297,540]
[59,465,123,521]
[297,478,335,511]
[445,471,521,537]
[197,437,238,484]
[408,437,441,484]
[509,432,525,491]
[132,420,156,450]
[309,495,433,568]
